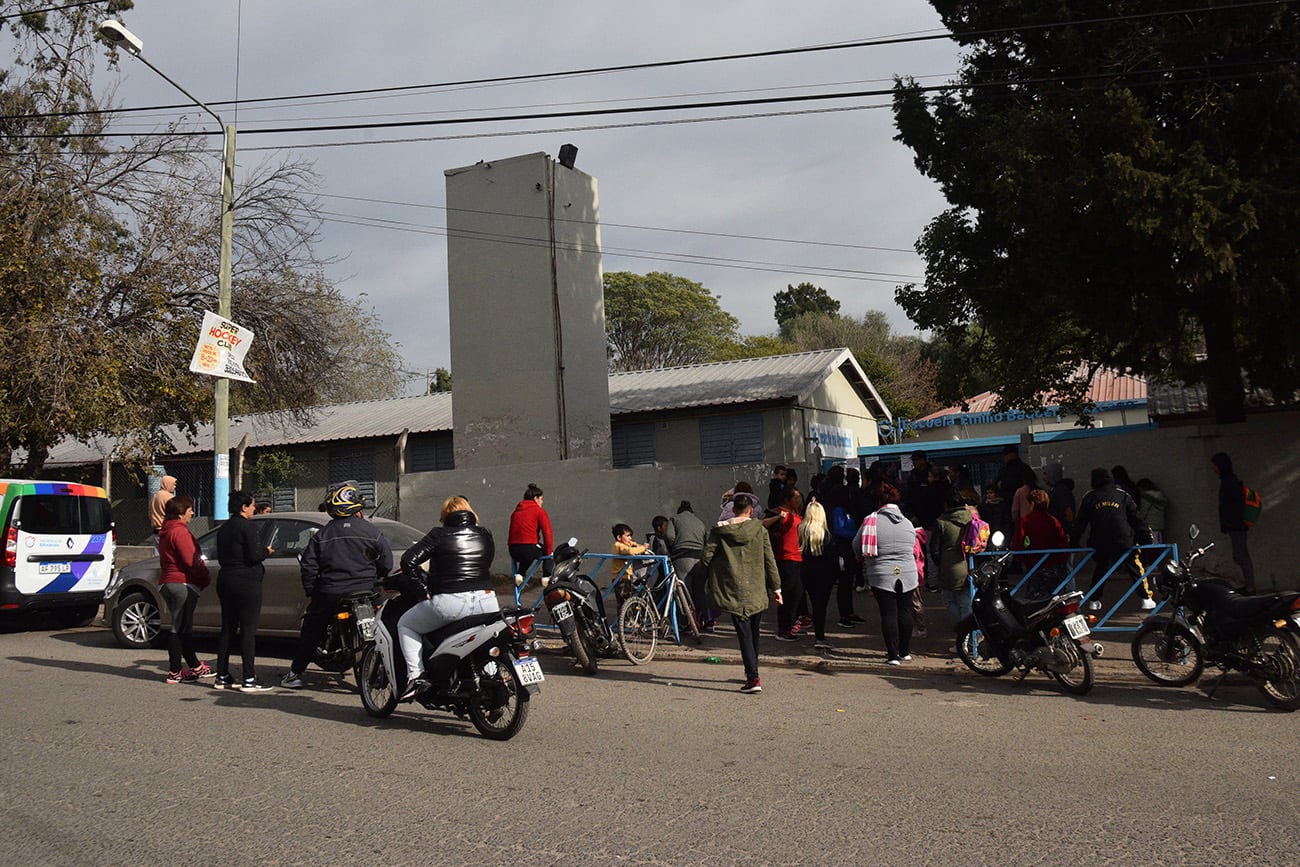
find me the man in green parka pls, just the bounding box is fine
[702,494,782,694]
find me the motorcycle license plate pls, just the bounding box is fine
[1063,614,1090,640]
[38,562,71,575]
[551,600,573,623]
[514,656,545,686]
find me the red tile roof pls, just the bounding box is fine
[920,369,1147,420]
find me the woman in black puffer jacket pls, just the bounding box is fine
[395,495,498,700]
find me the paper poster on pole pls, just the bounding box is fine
[189,311,256,383]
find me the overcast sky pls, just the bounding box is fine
[93,1,962,394]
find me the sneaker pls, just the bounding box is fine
[1087,600,1102,611]
[212,674,236,689]
[700,620,717,634]
[774,630,799,642]
[239,679,272,692]
[1140,597,1157,610]
[796,615,813,630]
[165,670,184,684]
[787,622,803,636]
[179,668,200,683]
[854,580,867,593]
[901,654,913,661]
[190,661,215,679]
[813,639,835,650]
[836,618,855,629]
[847,614,866,624]
[886,658,902,666]
[739,677,762,694]
[280,671,304,689]
[400,677,431,702]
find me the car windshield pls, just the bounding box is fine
[375,520,427,549]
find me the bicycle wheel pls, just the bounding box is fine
[618,595,658,664]
[673,579,702,644]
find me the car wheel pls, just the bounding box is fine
[112,592,162,649]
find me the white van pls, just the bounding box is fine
[0,479,115,627]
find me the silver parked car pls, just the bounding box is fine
[105,512,426,649]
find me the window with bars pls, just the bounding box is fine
[699,413,764,465]
[408,438,455,472]
[611,422,656,468]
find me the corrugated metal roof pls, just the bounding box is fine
[609,348,875,414]
[920,369,1147,420]
[43,348,886,465]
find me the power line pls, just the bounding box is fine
[315,192,918,255]
[15,0,1290,123]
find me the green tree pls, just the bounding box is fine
[603,271,739,371]
[244,449,302,499]
[784,311,939,420]
[892,1,1300,423]
[708,333,798,362]
[427,367,453,393]
[0,4,400,473]
[773,282,840,338]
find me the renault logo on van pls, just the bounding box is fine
[66,537,74,549]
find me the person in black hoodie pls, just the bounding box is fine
[395,495,498,701]
[213,491,274,690]
[1211,452,1255,594]
[1071,468,1151,611]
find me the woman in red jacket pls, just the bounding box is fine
[1015,488,1069,597]
[157,495,213,683]
[507,483,554,578]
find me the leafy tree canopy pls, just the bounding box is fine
[428,367,453,393]
[603,271,739,371]
[773,282,840,338]
[783,310,939,420]
[709,333,798,362]
[0,4,400,474]
[892,0,1300,423]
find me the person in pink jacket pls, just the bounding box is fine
[157,495,213,684]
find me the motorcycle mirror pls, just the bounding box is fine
[568,536,578,547]
[1188,524,1200,541]
[990,530,1006,548]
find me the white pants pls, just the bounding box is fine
[397,589,500,678]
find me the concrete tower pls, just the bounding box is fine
[445,151,611,468]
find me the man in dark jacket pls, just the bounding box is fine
[1071,468,1150,611]
[282,484,393,688]
[1211,452,1255,594]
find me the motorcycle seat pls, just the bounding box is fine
[423,611,506,648]
[1220,591,1298,621]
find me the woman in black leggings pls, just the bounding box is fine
[214,491,273,691]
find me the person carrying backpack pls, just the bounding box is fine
[934,490,975,651]
[1210,452,1256,594]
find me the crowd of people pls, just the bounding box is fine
[149,447,1259,694]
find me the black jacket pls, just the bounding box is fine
[399,510,495,596]
[216,514,270,582]
[1071,484,1150,552]
[300,515,394,596]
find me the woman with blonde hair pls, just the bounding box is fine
[395,495,498,701]
[798,501,840,651]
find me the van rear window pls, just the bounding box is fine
[16,495,112,535]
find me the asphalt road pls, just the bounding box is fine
[1,623,1297,866]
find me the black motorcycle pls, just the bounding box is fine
[310,590,381,682]
[1131,525,1300,711]
[539,539,617,674]
[955,531,1103,695]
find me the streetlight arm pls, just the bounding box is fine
[98,18,223,127]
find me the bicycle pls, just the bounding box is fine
[616,557,702,664]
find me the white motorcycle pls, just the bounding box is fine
[358,590,543,740]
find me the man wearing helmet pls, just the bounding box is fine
[281,484,393,688]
